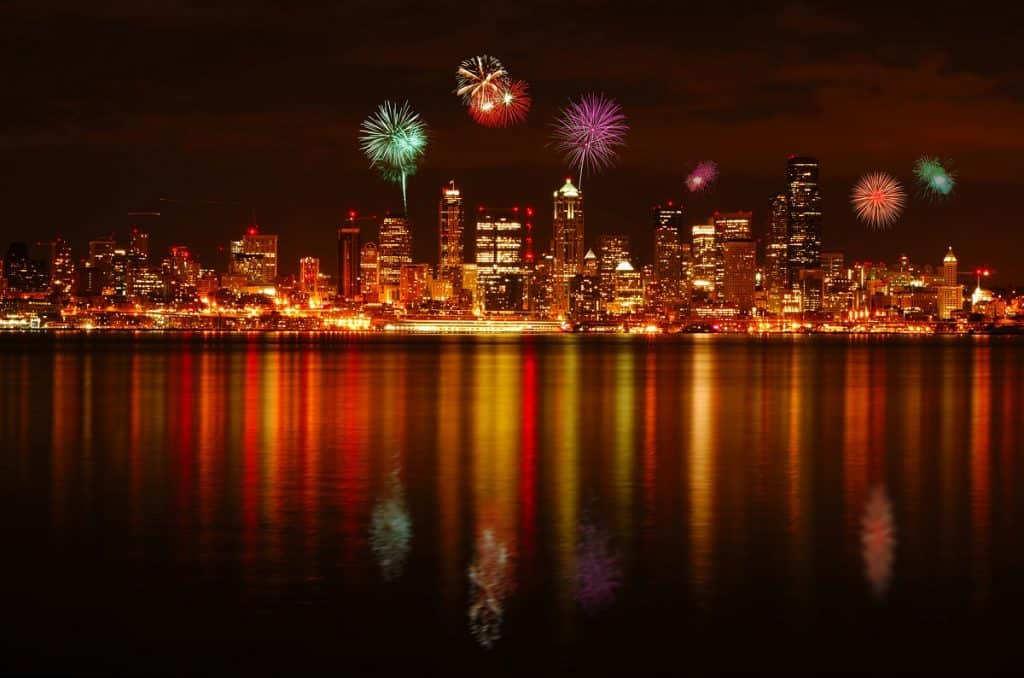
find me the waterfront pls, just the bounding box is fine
[1,334,1022,673]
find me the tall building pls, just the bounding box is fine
[475,207,525,312]
[438,181,464,291]
[88,235,117,268]
[785,156,822,285]
[3,242,48,294]
[821,252,845,282]
[597,234,630,303]
[938,247,962,320]
[300,257,320,294]
[399,263,432,306]
[230,226,278,287]
[652,202,684,310]
[765,193,789,295]
[378,214,412,303]
[360,242,380,302]
[690,222,717,293]
[551,178,584,314]
[713,211,753,295]
[128,228,150,262]
[338,212,370,300]
[723,240,757,313]
[52,237,74,295]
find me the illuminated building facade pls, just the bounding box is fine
[713,211,753,294]
[938,247,963,319]
[785,156,822,285]
[378,214,412,303]
[597,234,630,303]
[722,240,757,314]
[765,193,788,297]
[551,178,584,313]
[300,256,320,294]
[652,202,684,310]
[690,222,717,294]
[360,242,380,303]
[611,260,643,315]
[52,237,74,295]
[230,227,278,286]
[438,181,464,293]
[399,263,431,306]
[338,214,369,300]
[475,207,524,312]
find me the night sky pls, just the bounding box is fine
[3,1,1022,281]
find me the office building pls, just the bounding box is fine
[438,181,464,292]
[230,226,278,287]
[723,240,757,314]
[652,202,684,309]
[475,207,524,312]
[786,156,822,285]
[379,214,412,303]
[338,212,370,300]
[360,242,380,303]
[597,234,630,303]
[551,178,584,313]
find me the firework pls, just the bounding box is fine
[686,161,719,192]
[914,156,955,198]
[469,79,531,128]
[455,54,507,108]
[851,172,907,228]
[551,92,629,188]
[369,471,412,582]
[359,101,428,212]
[861,485,896,599]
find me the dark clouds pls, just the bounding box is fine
[1,1,1023,281]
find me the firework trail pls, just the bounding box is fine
[914,156,956,198]
[359,101,428,213]
[469,79,531,128]
[551,92,628,189]
[369,470,412,582]
[851,172,907,229]
[467,528,513,649]
[455,54,508,108]
[575,519,621,612]
[686,161,719,192]
[861,485,896,599]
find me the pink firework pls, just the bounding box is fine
[469,79,531,128]
[851,172,907,229]
[685,161,718,192]
[551,92,628,186]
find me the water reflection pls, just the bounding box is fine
[370,469,412,582]
[575,517,621,613]
[861,485,896,600]
[468,528,514,649]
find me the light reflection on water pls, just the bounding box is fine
[1,334,1022,672]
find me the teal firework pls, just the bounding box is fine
[914,156,955,198]
[359,101,428,212]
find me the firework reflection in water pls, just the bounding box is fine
[467,528,513,649]
[861,485,896,599]
[369,470,412,582]
[576,519,621,612]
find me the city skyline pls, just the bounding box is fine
[2,4,1022,281]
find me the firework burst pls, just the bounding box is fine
[914,156,955,198]
[551,92,629,188]
[469,79,531,128]
[686,161,719,192]
[359,101,428,212]
[851,172,907,229]
[455,54,507,108]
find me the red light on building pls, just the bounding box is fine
[348,210,357,219]
[247,227,257,236]
[526,207,534,217]
[513,206,519,213]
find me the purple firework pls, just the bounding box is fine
[551,93,628,188]
[686,161,718,192]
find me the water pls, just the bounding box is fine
[1,333,1021,674]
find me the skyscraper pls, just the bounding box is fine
[938,247,962,320]
[713,211,753,295]
[785,156,822,285]
[723,240,757,313]
[551,178,584,314]
[438,181,464,291]
[52,237,74,295]
[475,207,525,312]
[765,193,789,294]
[652,202,684,310]
[360,242,380,302]
[300,256,320,294]
[378,214,412,304]
[690,223,717,292]
[230,226,278,287]
[597,234,630,303]
[338,212,370,300]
